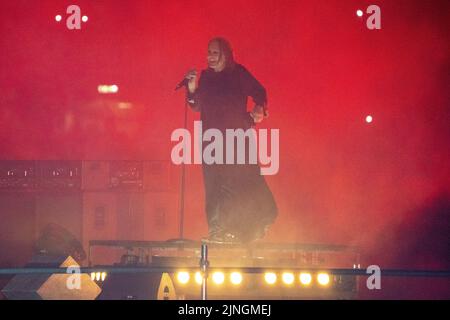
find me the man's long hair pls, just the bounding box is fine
[209,37,236,69]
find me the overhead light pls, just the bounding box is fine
[195,272,203,285]
[98,84,119,94]
[117,102,132,110]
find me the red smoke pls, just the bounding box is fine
[0,0,449,298]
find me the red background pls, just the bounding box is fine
[0,0,449,298]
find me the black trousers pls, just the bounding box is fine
[202,162,278,242]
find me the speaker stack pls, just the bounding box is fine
[0,160,178,269]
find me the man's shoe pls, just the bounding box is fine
[201,231,241,244]
[201,229,224,244]
[221,232,241,244]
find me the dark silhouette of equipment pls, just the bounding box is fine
[34,223,86,263]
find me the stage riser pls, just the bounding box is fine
[95,273,357,300]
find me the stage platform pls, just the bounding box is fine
[88,239,361,300]
[88,239,361,268]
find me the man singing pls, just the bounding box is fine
[184,37,277,243]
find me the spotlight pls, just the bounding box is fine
[101,272,107,282]
[264,272,277,285]
[366,115,373,123]
[195,272,203,285]
[317,273,330,286]
[97,84,119,94]
[212,272,225,285]
[90,272,95,281]
[282,272,295,285]
[117,102,132,110]
[230,272,243,285]
[82,15,88,22]
[55,15,62,22]
[357,10,363,17]
[299,272,312,286]
[176,272,190,284]
[95,272,101,281]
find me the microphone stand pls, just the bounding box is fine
[168,86,191,247]
[178,97,188,240]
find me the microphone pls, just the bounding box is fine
[175,78,189,91]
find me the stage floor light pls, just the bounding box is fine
[317,273,330,286]
[212,272,225,285]
[230,272,243,285]
[195,272,203,285]
[176,271,190,284]
[264,272,277,285]
[299,272,312,286]
[282,272,295,285]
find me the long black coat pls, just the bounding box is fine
[188,64,277,242]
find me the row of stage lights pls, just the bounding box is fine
[91,272,107,282]
[89,271,331,286]
[176,271,331,287]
